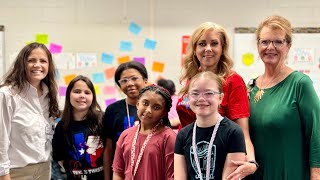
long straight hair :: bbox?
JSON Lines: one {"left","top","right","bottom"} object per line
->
{"left": 61, "top": 75, "right": 103, "bottom": 145}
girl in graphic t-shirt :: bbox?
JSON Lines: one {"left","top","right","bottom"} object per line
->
{"left": 112, "top": 85, "right": 176, "bottom": 180}
{"left": 174, "top": 71, "right": 246, "bottom": 180}
{"left": 52, "top": 75, "right": 104, "bottom": 179}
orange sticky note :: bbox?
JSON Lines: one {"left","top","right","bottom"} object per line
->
{"left": 94, "top": 85, "right": 100, "bottom": 95}
{"left": 63, "top": 74, "right": 76, "bottom": 85}
{"left": 104, "top": 67, "right": 116, "bottom": 79}
{"left": 152, "top": 61, "right": 164, "bottom": 72}
{"left": 118, "top": 56, "right": 130, "bottom": 64}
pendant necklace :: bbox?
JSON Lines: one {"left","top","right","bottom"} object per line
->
{"left": 192, "top": 115, "right": 223, "bottom": 180}
{"left": 130, "top": 121, "right": 162, "bottom": 179}
{"left": 254, "top": 70, "right": 282, "bottom": 103}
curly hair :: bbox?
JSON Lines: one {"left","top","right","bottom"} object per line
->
{"left": 179, "top": 22, "right": 233, "bottom": 95}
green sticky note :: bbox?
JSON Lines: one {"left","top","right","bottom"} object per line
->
{"left": 36, "top": 34, "right": 49, "bottom": 44}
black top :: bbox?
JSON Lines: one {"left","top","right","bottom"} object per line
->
{"left": 52, "top": 120, "right": 104, "bottom": 180}
{"left": 175, "top": 117, "right": 246, "bottom": 180}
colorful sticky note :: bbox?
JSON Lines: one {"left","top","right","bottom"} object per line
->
{"left": 133, "top": 57, "right": 145, "bottom": 65}
{"left": 76, "top": 53, "right": 97, "bottom": 69}
{"left": 59, "top": 86, "right": 67, "bottom": 96}
{"left": 152, "top": 61, "right": 164, "bottom": 72}
{"left": 118, "top": 56, "right": 130, "bottom": 64}
{"left": 144, "top": 38, "right": 157, "bottom": 50}
{"left": 63, "top": 74, "right": 76, "bottom": 85}
{"left": 94, "top": 85, "right": 100, "bottom": 95}
{"left": 49, "top": 43, "right": 62, "bottom": 54}
{"left": 242, "top": 53, "right": 254, "bottom": 66}
{"left": 101, "top": 53, "right": 114, "bottom": 64}
{"left": 128, "top": 22, "right": 142, "bottom": 35}
{"left": 105, "top": 98, "right": 117, "bottom": 106}
{"left": 103, "top": 85, "right": 117, "bottom": 95}
{"left": 35, "top": 34, "right": 49, "bottom": 44}
{"left": 120, "top": 41, "right": 133, "bottom": 51}
{"left": 104, "top": 67, "right": 116, "bottom": 79}
{"left": 92, "top": 73, "right": 105, "bottom": 83}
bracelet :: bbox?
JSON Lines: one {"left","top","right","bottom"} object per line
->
{"left": 248, "top": 160, "right": 259, "bottom": 169}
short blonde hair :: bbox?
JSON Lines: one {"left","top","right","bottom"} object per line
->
{"left": 256, "top": 15, "right": 292, "bottom": 44}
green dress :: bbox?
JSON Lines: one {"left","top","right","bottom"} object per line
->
{"left": 248, "top": 71, "right": 320, "bottom": 180}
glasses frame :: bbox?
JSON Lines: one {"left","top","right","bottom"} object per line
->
{"left": 188, "top": 91, "right": 222, "bottom": 100}
{"left": 118, "top": 76, "right": 141, "bottom": 86}
{"left": 258, "top": 39, "right": 287, "bottom": 48}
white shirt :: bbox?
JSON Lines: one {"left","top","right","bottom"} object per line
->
{"left": 0, "top": 83, "right": 55, "bottom": 176}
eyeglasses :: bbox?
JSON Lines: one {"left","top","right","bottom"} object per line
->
{"left": 258, "top": 39, "right": 287, "bottom": 48}
{"left": 188, "top": 91, "right": 221, "bottom": 99}
{"left": 118, "top": 76, "right": 141, "bottom": 86}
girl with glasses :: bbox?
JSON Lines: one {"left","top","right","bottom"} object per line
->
{"left": 174, "top": 71, "right": 246, "bottom": 180}
{"left": 102, "top": 61, "right": 148, "bottom": 180}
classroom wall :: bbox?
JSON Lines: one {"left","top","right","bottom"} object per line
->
{"left": 1, "top": 0, "right": 319, "bottom": 109}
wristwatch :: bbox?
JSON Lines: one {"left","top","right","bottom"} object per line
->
{"left": 248, "top": 160, "right": 259, "bottom": 169}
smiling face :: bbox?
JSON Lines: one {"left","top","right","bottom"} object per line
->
{"left": 258, "top": 26, "right": 291, "bottom": 67}
{"left": 26, "top": 48, "right": 49, "bottom": 87}
{"left": 187, "top": 76, "right": 223, "bottom": 119}
{"left": 70, "top": 80, "right": 93, "bottom": 117}
{"left": 136, "top": 91, "right": 166, "bottom": 127}
{"left": 195, "top": 29, "right": 223, "bottom": 71}
{"left": 119, "top": 68, "right": 148, "bottom": 101}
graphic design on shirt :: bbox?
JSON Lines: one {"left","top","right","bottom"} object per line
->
{"left": 123, "top": 116, "right": 134, "bottom": 129}
{"left": 178, "top": 96, "right": 191, "bottom": 110}
{"left": 190, "top": 141, "right": 216, "bottom": 179}
{"left": 70, "top": 133, "right": 104, "bottom": 176}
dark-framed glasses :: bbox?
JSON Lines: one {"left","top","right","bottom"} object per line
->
{"left": 189, "top": 91, "right": 221, "bottom": 99}
{"left": 118, "top": 76, "right": 141, "bottom": 85}
{"left": 258, "top": 39, "right": 287, "bottom": 48}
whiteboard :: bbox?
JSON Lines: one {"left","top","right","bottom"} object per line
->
{"left": 233, "top": 28, "right": 320, "bottom": 97}
{"left": 0, "top": 26, "right": 4, "bottom": 79}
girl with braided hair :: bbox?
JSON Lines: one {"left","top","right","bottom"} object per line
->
{"left": 112, "top": 85, "right": 176, "bottom": 180}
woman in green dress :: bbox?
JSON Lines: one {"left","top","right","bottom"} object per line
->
{"left": 247, "top": 15, "right": 320, "bottom": 180}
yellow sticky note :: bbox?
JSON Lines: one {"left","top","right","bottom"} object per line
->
{"left": 118, "top": 56, "right": 130, "bottom": 64}
{"left": 35, "top": 34, "right": 49, "bottom": 44}
{"left": 63, "top": 74, "right": 76, "bottom": 85}
{"left": 242, "top": 53, "right": 254, "bottom": 66}
{"left": 104, "top": 67, "right": 116, "bottom": 79}
{"left": 152, "top": 61, "right": 164, "bottom": 72}
{"left": 94, "top": 85, "right": 100, "bottom": 95}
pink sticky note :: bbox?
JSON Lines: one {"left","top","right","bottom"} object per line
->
{"left": 59, "top": 86, "right": 67, "bottom": 96}
{"left": 133, "top": 57, "right": 145, "bottom": 65}
{"left": 105, "top": 98, "right": 117, "bottom": 106}
{"left": 103, "top": 85, "right": 117, "bottom": 95}
{"left": 49, "top": 43, "right": 63, "bottom": 54}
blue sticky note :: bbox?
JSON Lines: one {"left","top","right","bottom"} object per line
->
{"left": 101, "top": 53, "right": 114, "bottom": 64}
{"left": 92, "top": 73, "right": 105, "bottom": 83}
{"left": 120, "top": 41, "right": 133, "bottom": 51}
{"left": 144, "top": 38, "right": 157, "bottom": 50}
{"left": 128, "top": 22, "right": 142, "bottom": 35}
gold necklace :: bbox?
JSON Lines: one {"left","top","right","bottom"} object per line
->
{"left": 254, "top": 70, "right": 282, "bottom": 103}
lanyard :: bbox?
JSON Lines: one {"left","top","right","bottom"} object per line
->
{"left": 125, "top": 99, "right": 131, "bottom": 128}
{"left": 192, "top": 115, "right": 223, "bottom": 180}
{"left": 130, "top": 121, "right": 162, "bottom": 179}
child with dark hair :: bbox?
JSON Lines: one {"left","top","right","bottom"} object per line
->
{"left": 103, "top": 61, "right": 148, "bottom": 179}
{"left": 112, "top": 85, "right": 176, "bottom": 180}
{"left": 52, "top": 75, "right": 104, "bottom": 179}
{"left": 157, "top": 79, "right": 180, "bottom": 131}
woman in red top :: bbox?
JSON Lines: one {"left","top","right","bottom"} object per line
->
{"left": 177, "top": 22, "right": 257, "bottom": 179}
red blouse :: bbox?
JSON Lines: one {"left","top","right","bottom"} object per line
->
{"left": 176, "top": 72, "right": 250, "bottom": 127}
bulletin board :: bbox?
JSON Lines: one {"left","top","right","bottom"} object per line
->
{"left": 0, "top": 26, "right": 4, "bottom": 78}
{"left": 233, "top": 27, "right": 320, "bottom": 97}
{"left": 24, "top": 22, "right": 166, "bottom": 110}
